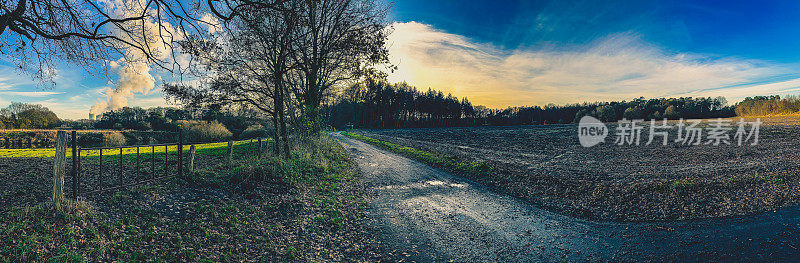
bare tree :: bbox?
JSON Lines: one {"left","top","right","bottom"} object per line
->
{"left": 164, "top": 0, "right": 391, "bottom": 157}
{"left": 0, "top": 0, "right": 290, "bottom": 85}
{"left": 165, "top": 0, "right": 300, "bottom": 157}
{"left": 290, "top": 0, "right": 390, "bottom": 131}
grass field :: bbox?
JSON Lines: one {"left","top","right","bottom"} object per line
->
{"left": 0, "top": 139, "right": 259, "bottom": 158}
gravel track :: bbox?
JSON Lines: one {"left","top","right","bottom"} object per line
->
{"left": 334, "top": 132, "right": 800, "bottom": 261}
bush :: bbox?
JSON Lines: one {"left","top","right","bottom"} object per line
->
{"left": 181, "top": 121, "right": 232, "bottom": 143}
{"left": 103, "top": 132, "right": 126, "bottom": 147}
{"left": 240, "top": 124, "right": 269, "bottom": 139}
{"left": 77, "top": 133, "right": 104, "bottom": 147}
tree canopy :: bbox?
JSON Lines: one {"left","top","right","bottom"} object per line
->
{"left": 0, "top": 102, "right": 60, "bottom": 128}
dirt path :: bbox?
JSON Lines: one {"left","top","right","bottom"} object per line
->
{"left": 333, "top": 132, "right": 800, "bottom": 262}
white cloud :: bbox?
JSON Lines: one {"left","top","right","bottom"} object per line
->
{"left": 386, "top": 22, "right": 799, "bottom": 107}
{"left": 89, "top": 0, "right": 184, "bottom": 115}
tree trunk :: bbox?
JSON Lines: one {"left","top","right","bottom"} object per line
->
{"left": 275, "top": 77, "right": 290, "bottom": 159}
{"left": 271, "top": 113, "right": 280, "bottom": 155}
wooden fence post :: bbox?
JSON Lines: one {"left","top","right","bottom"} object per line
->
{"left": 178, "top": 130, "right": 183, "bottom": 178}
{"left": 227, "top": 140, "right": 233, "bottom": 164}
{"left": 188, "top": 145, "right": 196, "bottom": 173}
{"left": 151, "top": 145, "right": 155, "bottom": 179}
{"left": 77, "top": 149, "right": 81, "bottom": 195}
{"left": 99, "top": 148, "right": 103, "bottom": 191}
{"left": 258, "top": 138, "right": 262, "bottom": 159}
{"left": 118, "top": 147, "right": 123, "bottom": 186}
{"left": 71, "top": 131, "right": 77, "bottom": 199}
{"left": 52, "top": 131, "right": 66, "bottom": 205}
{"left": 164, "top": 145, "right": 168, "bottom": 177}
{"left": 136, "top": 146, "right": 140, "bottom": 177}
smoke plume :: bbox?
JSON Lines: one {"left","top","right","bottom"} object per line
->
{"left": 90, "top": 61, "right": 156, "bottom": 115}
{"left": 89, "top": 0, "right": 176, "bottom": 115}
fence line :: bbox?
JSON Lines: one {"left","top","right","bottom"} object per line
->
{"left": 2, "top": 130, "right": 179, "bottom": 149}
{"left": 49, "top": 130, "right": 268, "bottom": 199}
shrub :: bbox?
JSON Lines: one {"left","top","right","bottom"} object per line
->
{"left": 240, "top": 124, "right": 269, "bottom": 139}
{"left": 182, "top": 121, "right": 232, "bottom": 143}
{"left": 103, "top": 132, "right": 126, "bottom": 147}
{"left": 77, "top": 133, "right": 104, "bottom": 147}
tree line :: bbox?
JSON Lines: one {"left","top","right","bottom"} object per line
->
{"left": 734, "top": 95, "right": 800, "bottom": 116}
{"left": 325, "top": 80, "right": 474, "bottom": 128}
{"left": 0, "top": 102, "right": 60, "bottom": 129}
{"left": 91, "top": 105, "right": 267, "bottom": 137}
{"left": 324, "top": 79, "right": 738, "bottom": 129}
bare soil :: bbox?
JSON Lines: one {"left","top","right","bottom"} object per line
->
{"left": 355, "top": 116, "right": 800, "bottom": 221}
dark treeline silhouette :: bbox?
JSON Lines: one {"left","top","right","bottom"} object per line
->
{"left": 324, "top": 80, "right": 737, "bottom": 129}
{"left": 325, "top": 80, "right": 477, "bottom": 128}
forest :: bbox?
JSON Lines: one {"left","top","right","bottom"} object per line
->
{"left": 324, "top": 79, "right": 738, "bottom": 129}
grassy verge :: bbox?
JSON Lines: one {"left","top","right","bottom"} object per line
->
{"left": 342, "top": 132, "right": 492, "bottom": 176}
{"left": 0, "top": 135, "right": 382, "bottom": 262}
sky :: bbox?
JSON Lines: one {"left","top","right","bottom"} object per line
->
{"left": 3, "top": 0, "right": 800, "bottom": 119}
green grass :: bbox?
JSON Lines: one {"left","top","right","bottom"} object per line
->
{"left": 0, "top": 135, "right": 375, "bottom": 262}
{"left": 0, "top": 200, "right": 109, "bottom": 262}
{"left": 0, "top": 139, "right": 263, "bottom": 158}
{"left": 342, "top": 132, "right": 492, "bottom": 175}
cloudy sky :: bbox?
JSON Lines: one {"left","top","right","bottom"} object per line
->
{"left": 3, "top": 0, "right": 800, "bottom": 119}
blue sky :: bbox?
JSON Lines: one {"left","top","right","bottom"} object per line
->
{"left": 3, "top": 0, "right": 800, "bottom": 119}
{"left": 390, "top": 0, "right": 800, "bottom": 62}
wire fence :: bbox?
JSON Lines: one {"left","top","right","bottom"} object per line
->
{"left": 52, "top": 130, "right": 269, "bottom": 199}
